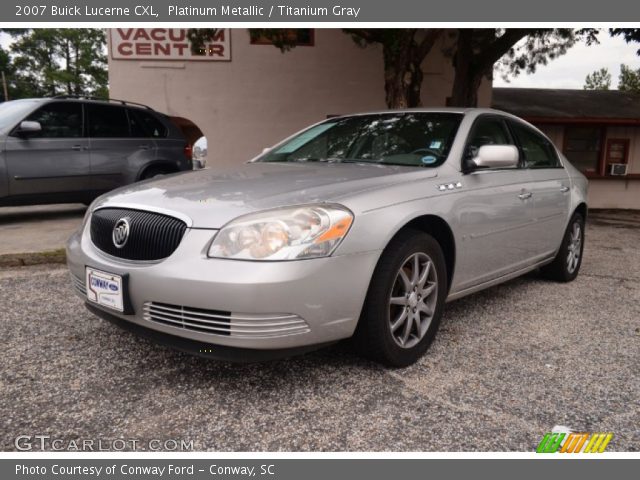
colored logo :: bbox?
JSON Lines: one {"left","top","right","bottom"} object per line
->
{"left": 536, "top": 432, "right": 613, "bottom": 453}
{"left": 112, "top": 217, "right": 131, "bottom": 248}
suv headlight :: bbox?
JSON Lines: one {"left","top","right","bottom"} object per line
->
{"left": 208, "top": 205, "right": 353, "bottom": 261}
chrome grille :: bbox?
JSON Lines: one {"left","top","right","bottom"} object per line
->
{"left": 143, "top": 302, "right": 310, "bottom": 338}
{"left": 90, "top": 208, "right": 187, "bottom": 261}
{"left": 71, "top": 273, "right": 86, "bottom": 296}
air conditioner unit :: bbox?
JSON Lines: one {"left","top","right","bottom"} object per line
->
{"left": 610, "top": 163, "right": 628, "bottom": 176}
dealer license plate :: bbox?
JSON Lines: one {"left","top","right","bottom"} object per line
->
{"left": 85, "top": 267, "right": 124, "bottom": 312}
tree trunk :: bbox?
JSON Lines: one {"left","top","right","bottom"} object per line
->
{"left": 383, "top": 58, "right": 424, "bottom": 109}
{"left": 449, "top": 30, "right": 484, "bottom": 107}
{"left": 382, "top": 32, "right": 428, "bottom": 109}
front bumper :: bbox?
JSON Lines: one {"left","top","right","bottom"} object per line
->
{"left": 66, "top": 223, "right": 380, "bottom": 357}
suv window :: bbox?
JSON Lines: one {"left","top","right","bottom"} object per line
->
{"left": 128, "top": 109, "right": 167, "bottom": 138}
{"left": 465, "top": 117, "right": 513, "bottom": 164}
{"left": 87, "top": 104, "right": 130, "bottom": 138}
{"left": 510, "top": 122, "right": 560, "bottom": 168}
{"left": 22, "top": 102, "right": 82, "bottom": 138}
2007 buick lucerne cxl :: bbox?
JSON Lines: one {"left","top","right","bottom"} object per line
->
{"left": 67, "top": 109, "right": 588, "bottom": 366}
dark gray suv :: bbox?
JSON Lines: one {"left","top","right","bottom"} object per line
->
{"left": 0, "top": 97, "right": 193, "bottom": 206}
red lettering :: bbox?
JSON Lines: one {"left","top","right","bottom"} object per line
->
{"left": 154, "top": 43, "right": 171, "bottom": 56}
{"left": 116, "top": 28, "right": 133, "bottom": 40}
{"left": 169, "top": 29, "right": 186, "bottom": 42}
{"left": 211, "top": 30, "right": 225, "bottom": 42}
{"left": 150, "top": 29, "right": 166, "bottom": 41}
{"left": 117, "top": 43, "right": 132, "bottom": 56}
{"left": 133, "top": 29, "right": 150, "bottom": 41}
{"left": 135, "top": 43, "right": 152, "bottom": 55}
{"left": 174, "top": 43, "right": 188, "bottom": 55}
{"left": 207, "top": 45, "right": 225, "bottom": 57}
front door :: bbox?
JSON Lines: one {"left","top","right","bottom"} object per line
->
{"left": 454, "top": 116, "right": 539, "bottom": 291}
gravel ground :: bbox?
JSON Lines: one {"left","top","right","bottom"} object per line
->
{"left": 1, "top": 212, "right": 638, "bottom": 452}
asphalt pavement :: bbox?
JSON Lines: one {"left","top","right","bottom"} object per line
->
{"left": 0, "top": 212, "right": 638, "bottom": 451}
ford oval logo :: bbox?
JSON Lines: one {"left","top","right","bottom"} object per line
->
{"left": 112, "top": 217, "right": 131, "bottom": 249}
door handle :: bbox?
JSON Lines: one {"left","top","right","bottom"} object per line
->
{"left": 560, "top": 186, "right": 570, "bottom": 193}
{"left": 518, "top": 191, "right": 533, "bottom": 200}
{"left": 71, "top": 145, "right": 86, "bottom": 151}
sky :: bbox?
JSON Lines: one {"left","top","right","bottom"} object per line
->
{"left": 1, "top": 30, "right": 638, "bottom": 90}
{"left": 493, "top": 34, "right": 640, "bottom": 89}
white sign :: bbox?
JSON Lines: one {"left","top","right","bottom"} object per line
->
{"left": 110, "top": 28, "right": 231, "bottom": 61}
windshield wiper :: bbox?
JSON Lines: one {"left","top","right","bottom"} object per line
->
{"left": 294, "top": 157, "right": 344, "bottom": 163}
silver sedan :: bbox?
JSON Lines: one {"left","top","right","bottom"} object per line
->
{"left": 66, "top": 108, "right": 588, "bottom": 366}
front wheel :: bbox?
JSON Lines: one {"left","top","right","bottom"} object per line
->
{"left": 541, "top": 212, "right": 585, "bottom": 282}
{"left": 354, "top": 230, "right": 447, "bottom": 367}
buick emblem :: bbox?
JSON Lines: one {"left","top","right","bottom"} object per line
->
{"left": 112, "top": 218, "right": 131, "bottom": 249}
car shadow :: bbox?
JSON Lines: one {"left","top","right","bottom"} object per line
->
{"left": 0, "top": 204, "right": 86, "bottom": 225}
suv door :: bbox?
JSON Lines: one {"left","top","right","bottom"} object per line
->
{"left": 86, "top": 103, "right": 156, "bottom": 192}
{"left": 5, "top": 101, "right": 90, "bottom": 197}
{"left": 508, "top": 121, "right": 570, "bottom": 258}
{"left": 454, "top": 115, "right": 539, "bottom": 291}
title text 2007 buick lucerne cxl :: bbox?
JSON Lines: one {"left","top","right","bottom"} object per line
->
{"left": 67, "top": 109, "right": 588, "bottom": 366}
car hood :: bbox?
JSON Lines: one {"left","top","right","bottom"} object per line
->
{"left": 95, "top": 162, "right": 437, "bottom": 228}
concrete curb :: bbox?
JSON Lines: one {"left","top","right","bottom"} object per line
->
{"left": 0, "top": 249, "right": 67, "bottom": 268}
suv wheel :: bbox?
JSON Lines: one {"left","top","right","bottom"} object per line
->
{"left": 354, "top": 230, "right": 447, "bottom": 367}
{"left": 140, "top": 167, "right": 171, "bottom": 180}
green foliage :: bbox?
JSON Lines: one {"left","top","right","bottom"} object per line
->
{"left": 0, "top": 28, "right": 107, "bottom": 100}
{"left": 584, "top": 68, "right": 612, "bottom": 90}
{"left": 618, "top": 64, "right": 640, "bottom": 93}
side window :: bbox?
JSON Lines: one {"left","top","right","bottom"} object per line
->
{"left": 466, "top": 117, "right": 513, "bottom": 160}
{"left": 510, "top": 122, "right": 560, "bottom": 168}
{"left": 128, "top": 109, "right": 168, "bottom": 138}
{"left": 23, "top": 102, "right": 82, "bottom": 138}
{"left": 87, "top": 104, "right": 130, "bottom": 138}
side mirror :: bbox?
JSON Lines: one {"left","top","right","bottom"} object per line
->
{"left": 16, "top": 121, "right": 42, "bottom": 136}
{"left": 471, "top": 145, "right": 519, "bottom": 169}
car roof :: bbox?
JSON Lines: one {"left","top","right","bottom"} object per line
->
{"left": 330, "top": 107, "right": 519, "bottom": 119}
{"left": 20, "top": 96, "right": 155, "bottom": 111}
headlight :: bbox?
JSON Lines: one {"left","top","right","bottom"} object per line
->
{"left": 208, "top": 205, "right": 353, "bottom": 261}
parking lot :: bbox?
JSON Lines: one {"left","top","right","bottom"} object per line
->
{"left": 1, "top": 211, "right": 638, "bottom": 451}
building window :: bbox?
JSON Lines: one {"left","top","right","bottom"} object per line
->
{"left": 563, "top": 126, "right": 603, "bottom": 174}
{"left": 250, "top": 29, "right": 315, "bottom": 47}
{"left": 605, "top": 138, "right": 630, "bottom": 167}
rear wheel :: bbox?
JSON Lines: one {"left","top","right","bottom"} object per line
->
{"left": 140, "top": 166, "right": 172, "bottom": 181}
{"left": 354, "top": 230, "right": 447, "bottom": 367}
{"left": 541, "top": 212, "right": 585, "bottom": 282}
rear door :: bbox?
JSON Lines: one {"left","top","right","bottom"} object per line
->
{"left": 454, "top": 115, "right": 539, "bottom": 291}
{"left": 508, "top": 121, "right": 570, "bottom": 258}
{"left": 87, "top": 103, "right": 156, "bottom": 192}
{"left": 5, "top": 101, "right": 90, "bottom": 196}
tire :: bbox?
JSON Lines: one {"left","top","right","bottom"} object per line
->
{"left": 353, "top": 229, "right": 448, "bottom": 367}
{"left": 140, "top": 166, "right": 171, "bottom": 181}
{"left": 541, "top": 212, "right": 585, "bottom": 282}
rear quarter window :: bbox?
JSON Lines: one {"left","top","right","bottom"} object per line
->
{"left": 510, "top": 121, "right": 561, "bottom": 168}
{"left": 128, "top": 109, "right": 168, "bottom": 138}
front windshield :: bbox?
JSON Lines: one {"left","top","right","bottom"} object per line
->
{"left": 0, "top": 99, "right": 41, "bottom": 131}
{"left": 258, "top": 112, "right": 462, "bottom": 167}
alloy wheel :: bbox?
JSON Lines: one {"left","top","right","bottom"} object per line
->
{"left": 566, "top": 222, "right": 582, "bottom": 274}
{"left": 388, "top": 252, "right": 438, "bottom": 349}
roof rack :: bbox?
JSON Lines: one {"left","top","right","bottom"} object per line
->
{"left": 51, "top": 95, "right": 154, "bottom": 110}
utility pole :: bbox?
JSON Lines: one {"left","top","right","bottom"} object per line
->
{"left": 1, "top": 71, "right": 8, "bottom": 102}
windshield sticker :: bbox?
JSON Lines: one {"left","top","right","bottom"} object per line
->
{"left": 275, "top": 123, "right": 336, "bottom": 153}
{"left": 429, "top": 140, "right": 442, "bottom": 149}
